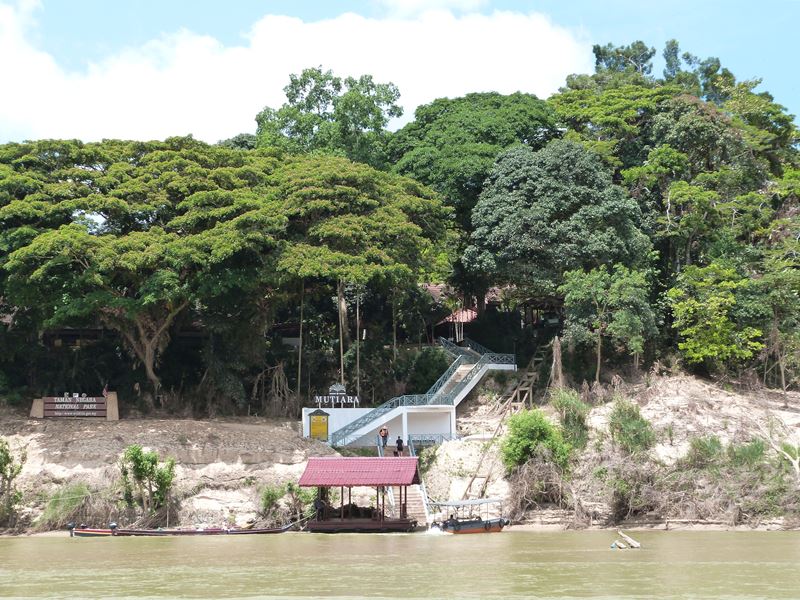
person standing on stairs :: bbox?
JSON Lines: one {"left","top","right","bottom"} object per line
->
{"left": 379, "top": 426, "right": 389, "bottom": 448}
{"left": 394, "top": 436, "right": 404, "bottom": 457}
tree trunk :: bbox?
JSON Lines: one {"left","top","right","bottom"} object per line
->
{"left": 297, "top": 281, "right": 304, "bottom": 404}
{"left": 356, "top": 290, "right": 360, "bottom": 399}
{"left": 391, "top": 291, "right": 397, "bottom": 361}
{"left": 108, "top": 300, "right": 188, "bottom": 402}
{"left": 143, "top": 342, "right": 161, "bottom": 399}
{"left": 338, "top": 279, "right": 346, "bottom": 385}
{"left": 779, "top": 355, "right": 788, "bottom": 409}
{"left": 595, "top": 331, "right": 603, "bottom": 384}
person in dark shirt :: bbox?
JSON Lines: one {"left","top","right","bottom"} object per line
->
{"left": 394, "top": 436, "right": 404, "bottom": 457}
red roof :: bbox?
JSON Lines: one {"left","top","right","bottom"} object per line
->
{"left": 438, "top": 308, "right": 477, "bottom": 324}
{"left": 299, "top": 457, "right": 420, "bottom": 487}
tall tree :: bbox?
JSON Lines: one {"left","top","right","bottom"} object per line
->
{"left": 465, "top": 140, "right": 651, "bottom": 299}
{"left": 560, "top": 265, "right": 655, "bottom": 381}
{"left": 255, "top": 67, "right": 402, "bottom": 169}
{"left": 3, "top": 139, "right": 285, "bottom": 402}
{"left": 667, "top": 262, "right": 764, "bottom": 371}
{"left": 389, "top": 92, "right": 558, "bottom": 307}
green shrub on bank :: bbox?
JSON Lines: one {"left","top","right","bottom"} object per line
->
{"left": 260, "top": 485, "right": 284, "bottom": 515}
{"left": 119, "top": 445, "right": 176, "bottom": 513}
{"left": 682, "top": 436, "right": 767, "bottom": 469}
{"left": 38, "top": 483, "right": 91, "bottom": 529}
{"left": 0, "top": 437, "right": 25, "bottom": 526}
{"left": 501, "top": 409, "right": 571, "bottom": 471}
{"left": 550, "top": 388, "right": 591, "bottom": 449}
{"left": 727, "top": 439, "right": 766, "bottom": 467}
{"left": 608, "top": 398, "right": 655, "bottom": 454}
{"left": 259, "top": 482, "right": 315, "bottom": 520}
{"left": 685, "top": 436, "right": 723, "bottom": 468}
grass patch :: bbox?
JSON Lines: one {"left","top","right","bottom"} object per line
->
{"left": 38, "top": 482, "right": 92, "bottom": 530}
{"left": 608, "top": 398, "right": 655, "bottom": 455}
{"left": 550, "top": 388, "right": 590, "bottom": 449}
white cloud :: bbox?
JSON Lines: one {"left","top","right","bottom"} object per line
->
{"left": 375, "top": 0, "right": 489, "bottom": 18}
{"left": 0, "top": 2, "right": 592, "bottom": 143}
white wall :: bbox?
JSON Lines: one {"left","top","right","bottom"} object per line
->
{"left": 406, "top": 409, "right": 452, "bottom": 437}
{"left": 302, "top": 407, "right": 371, "bottom": 437}
{"left": 303, "top": 406, "right": 453, "bottom": 446}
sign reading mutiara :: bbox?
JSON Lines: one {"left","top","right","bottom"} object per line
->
{"left": 313, "top": 383, "right": 359, "bottom": 408}
{"left": 43, "top": 393, "right": 107, "bottom": 418}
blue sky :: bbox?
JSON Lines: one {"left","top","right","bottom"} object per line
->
{"left": 1, "top": 0, "right": 797, "bottom": 142}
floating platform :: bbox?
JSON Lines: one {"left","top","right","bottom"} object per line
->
{"left": 306, "top": 517, "right": 417, "bottom": 533}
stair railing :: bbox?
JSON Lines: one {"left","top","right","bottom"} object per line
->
{"left": 407, "top": 438, "right": 431, "bottom": 526}
{"left": 329, "top": 341, "right": 515, "bottom": 446}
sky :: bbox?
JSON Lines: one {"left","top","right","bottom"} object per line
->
{"left": 1, "top": 0, "right": 798, "bottom": 144}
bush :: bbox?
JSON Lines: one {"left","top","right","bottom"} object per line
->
{"left": 685, "top": 436, "right": 723, "bottom": 468}
{"left": 608, "top": 398, "right": 655, "bottom": 454}
{"left": 38, "top": 483, "right": 91, "bottom": 530}
{"left": 405, "top": 347, "right": 452, "bottom": 393}
{"left": 260, "top": 485, "right": 284, "bottom": 515}
{"left": 501, "top": 409, "right": 571, "bottom": 471}
{"left": 119, "top": 445, "right": 176, "bottom": 513}
{"left": 727, "top": 439, "right": 766, "bottom": 467}
{"left": 0, "top": 437, "right": 25, "bottom": 527}
{"left": 550, "top": 388, "right": 590, "bottom": 449}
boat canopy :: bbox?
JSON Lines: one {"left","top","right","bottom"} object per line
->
{"left": 429, "top": 498, "right": 502, "bottom": 507}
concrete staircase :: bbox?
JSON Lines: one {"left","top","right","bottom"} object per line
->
{"left": 389, "top": 484, "right": 428, "bottom": 527}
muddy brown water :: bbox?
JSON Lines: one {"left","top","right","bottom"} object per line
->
{"left": 1, "top": 530, "right": 799, "bottom": 599}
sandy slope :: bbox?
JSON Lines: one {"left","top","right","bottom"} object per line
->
{"left": 0, "top": 413, "right": 335, "bottom": 529}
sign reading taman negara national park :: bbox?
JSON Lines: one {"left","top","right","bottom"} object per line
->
{"left": 30, "top": 390, "right": 119, "bottom": 420}
{"left": 43, "top": 393, "right": 107, "bottom": 418}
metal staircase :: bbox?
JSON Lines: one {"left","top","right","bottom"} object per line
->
{"left": 328, "top": 338, "right": 515, "bottom": 447}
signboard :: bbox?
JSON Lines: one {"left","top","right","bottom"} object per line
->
{"left": 309, "top": 409, "right": 329, "bottom": 440}
{"left": 313, "top": 383, "right": 359, "bottom": 408}
{"left": 43, "top": 393, "right": 107, "bottom": 418}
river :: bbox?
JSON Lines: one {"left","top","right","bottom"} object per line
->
{"left": 1, "top": 530, "right": 799, "bottom": 599}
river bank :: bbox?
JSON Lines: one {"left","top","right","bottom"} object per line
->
{"left": 1, "top": 374, "right": 799, "bottom": 535}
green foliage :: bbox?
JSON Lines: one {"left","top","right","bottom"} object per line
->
{"left": 119, "top": 444, "right": 176, "bottom": 513}
{"left": 549, "top": 388, "right": 590, "bottom": 449}
{"left": 501, "top": 409, "right": 571, "bottom": 471}
{"left": 38, "top": 482, "right": 91, "bottom": 530}
{"left": 390, "top": 92, "right": 557, "bottom": 227}
{"left": 404, "top": 347, "right": 452, "bottom": 393}
{"left": 608, "top": 398, "right": 655, "bottom": 454}
{"left": 260, "top": 485, "right": 285, "bottom": 515}
{"left": 0, "top": 437, "right": 25, "bottom": 526}
{"left": 466, "top": 140, "right": 651, "bottom": 297}
{"left": 668, "top": 262, "right": 764, "bottom": 370}
{"left": 560, "top": 264, "right": 656, "bottom": 381}
{"left": 256, "top": 67, "right": 402, "bottom": 169}
{"left": 727, "top": 439, "right": 766, "bottom": 467}
{"left": 684, "top": 436, "right": 723, "bottom": 468}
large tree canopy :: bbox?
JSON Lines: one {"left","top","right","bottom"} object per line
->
{"left": 465, "top": 140, "right": 651, "bottom": 298}
{"left": 255, "top": 67, "right": 402, "bottom": 169}
{"left": 2, "top": 138, "right": 285, "bottom": 398}
{"left": 389, "top": 92, "right": 558, "bottom": 228}
{"left": 0, "top": 138, "right": 448, "bottom": 404}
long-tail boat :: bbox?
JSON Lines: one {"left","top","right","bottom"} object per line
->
{"left": 68, "top": 521, "right": 294, "bottom": 537}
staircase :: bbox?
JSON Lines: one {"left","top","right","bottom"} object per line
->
{"left": 500, "top": 340, "right": 552, "bottom": 412}
{"left": 328, "top": 338, "right": 515, "bottom": 447}
{"left": 388, "top": 484, "right": 428, "bottom": 527}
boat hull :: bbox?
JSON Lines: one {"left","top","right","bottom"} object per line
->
{"left": 70, "top": 524, "right": 292, "bottom": 537}
{"left": 437, "top": 517, "right": 509, "bottom": 534}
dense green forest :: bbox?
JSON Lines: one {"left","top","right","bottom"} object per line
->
{"left": 0, "top": 40, "right": 797, "bottom": 415}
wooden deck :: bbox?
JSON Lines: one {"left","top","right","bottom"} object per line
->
{"left": 306, "top": 517, "right": 417, "bottom": 533}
